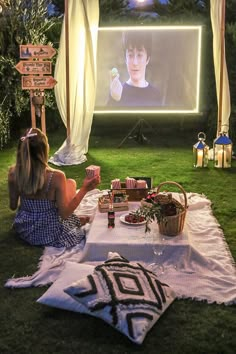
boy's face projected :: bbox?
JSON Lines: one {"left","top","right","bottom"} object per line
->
{"left": 125, "top": 46, "right": 150, "bottom": 86}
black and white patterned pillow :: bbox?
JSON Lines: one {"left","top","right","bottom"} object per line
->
{"left": 64, "top": 252, "right": 176, "bottom": 344}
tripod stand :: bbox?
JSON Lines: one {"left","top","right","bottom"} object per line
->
{"left": 118, "top": 118, "right": 156, "bottom": 148}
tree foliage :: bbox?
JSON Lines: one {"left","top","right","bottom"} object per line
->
{"left": 51, "top": 0, "right": 130, "bottom": 25}
{"left": 0, "top": 0, "right": 57, "bottom": 146}
{"left": 166, "top": 0, "right": 206, "bottom": 15}
{"left": 50, "top": 0, "right": 64, "bottom": 15}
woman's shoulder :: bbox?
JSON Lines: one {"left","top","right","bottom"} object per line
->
{"left": 47, "top": 167, "right": 65, "bottom": 176}
{"left": 47, "top": 168, "right": 66, "bottom": 184}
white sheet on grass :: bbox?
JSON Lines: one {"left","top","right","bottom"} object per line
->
{"left": 5, "top": 191, "right": 236, "bottom": 305}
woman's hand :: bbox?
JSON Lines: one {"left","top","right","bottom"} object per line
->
{"left": 81, "top": 175, "right": 101, "bottom": 193}
{"left": 79, "top": 215, "right": 91, "bottom": 225}
{"left": 110, "top": 70, "right": 123, "bottom": 102}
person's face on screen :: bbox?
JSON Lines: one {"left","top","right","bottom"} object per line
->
{"left": 125, "top": 46, "right": 150, "bottom": 87}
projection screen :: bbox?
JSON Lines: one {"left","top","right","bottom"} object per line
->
{"left": 94, "top": 26, "right": 202, "bottom": 114}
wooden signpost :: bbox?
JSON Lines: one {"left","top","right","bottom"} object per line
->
{"left": 15, "top": 44, "right": 57, "bottom": 134}
{"left": 15, "top": 61, "right": 52, "bottom": 75}
{"left": 21, "top": 76, "right": 57, "bottom": 90}
{"left": 20, "top": 45, "right": 57, "bottom": 59}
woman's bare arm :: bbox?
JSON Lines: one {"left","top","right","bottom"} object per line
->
{"left": 8, "top": 167, "right": 20, "bottom": 210}
{"left": 55, "top": 171, "right": 100, "bottom": 219}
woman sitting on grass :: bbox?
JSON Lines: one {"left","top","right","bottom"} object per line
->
{"left": 8, "top": 128, "right": 100, "bottom": 248}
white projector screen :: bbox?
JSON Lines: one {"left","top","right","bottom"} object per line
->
{"left": 94, "top": 26, "right": 202, "bottom": 114}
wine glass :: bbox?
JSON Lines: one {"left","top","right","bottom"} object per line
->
{"left": 148, "top": 230, "right": 165, "bottom": 276}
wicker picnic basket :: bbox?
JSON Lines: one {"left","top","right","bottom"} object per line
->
{"left": 155, "top": 181, "right": 188, "bottom": 236}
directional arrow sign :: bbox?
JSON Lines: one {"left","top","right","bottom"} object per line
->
{"left": 21, "top": 76, "right": 57, "bottom": 90}
{"left": 15, "top": 61, "right": 52, "bottom": 74}
{"left": 20, "top": 45, "right": 56, "bottom": 59}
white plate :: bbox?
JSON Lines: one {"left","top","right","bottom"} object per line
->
{"left": 120, "top": 214, "right": 146, "bottom": 226}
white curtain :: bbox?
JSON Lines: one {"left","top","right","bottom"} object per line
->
{"left": 210, "top": 0, "right": 231, "bottom": 134}
{"left": 49, "top": 0, "right": 99, "bottom": 166}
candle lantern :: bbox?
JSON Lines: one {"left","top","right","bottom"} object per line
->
{"left": 213, "top": 132, "right": 232, "bottom": 168}
{"left": 193, "top": 132, "right": 209, "bottom": 167}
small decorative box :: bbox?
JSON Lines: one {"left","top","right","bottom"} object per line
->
{"left": 111, "top": 183, "right": 149, "bottom": 201}
{"left": 111, "top": 176, "right": 152, "bottom": 201}
{"left": 98, "top": 190, "right": 129, "bottom": 213}
{"left": 85, "top": 165, "right": 100, "bottom": 178}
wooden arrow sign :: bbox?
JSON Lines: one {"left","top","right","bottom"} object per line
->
{"left": 15, "top": 60, "right": 52, "bottom": 74}
{"left": 21, "top": 76, "right": 57, "bottom": 90}
{"left": 20, "top": 45, "right": 56, "bottom": 59}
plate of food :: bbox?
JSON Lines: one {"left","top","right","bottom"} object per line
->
{"left": 120, "top": 213, "right": 146, "bottom": 226}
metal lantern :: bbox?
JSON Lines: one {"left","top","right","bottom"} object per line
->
{"left": 213, "top": 132, "right": 232, "bottom": 168}
{"left": 193, "top": 132, "right": 209, "bottom": 168}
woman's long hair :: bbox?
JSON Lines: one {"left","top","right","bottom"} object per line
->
{"left": 15, "top": 128, "right": 49, "bottom": 195}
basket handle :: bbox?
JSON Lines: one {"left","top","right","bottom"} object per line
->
{"left": 156, "top": 181, "right": 187, "bottom": 209}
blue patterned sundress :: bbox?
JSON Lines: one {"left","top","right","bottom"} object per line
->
{"left": 13, "top": 172, "right": 86, "bottom": 248}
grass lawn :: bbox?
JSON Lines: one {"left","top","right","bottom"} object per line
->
{"left": 0, "top": 123, "right": 235, "bottom": 354}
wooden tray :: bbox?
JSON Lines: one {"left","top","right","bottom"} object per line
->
{"left": 98, "top": 201, "right": 129, "bottom": 213}
{"left": 111, "top": 182, "right": 149, "bottom": 201}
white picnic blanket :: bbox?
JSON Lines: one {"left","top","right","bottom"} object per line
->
{"left": 5, "top": 191, "right": 236, "bottom": 305}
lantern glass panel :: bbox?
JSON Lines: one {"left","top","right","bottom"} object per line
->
{"left": 193, "top": 132, "right": 209, "bottom": 167}
{"left": 214, "top": 133, "right": 232, "bottom": 168}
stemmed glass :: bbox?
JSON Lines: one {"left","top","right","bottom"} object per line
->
{"left": 148, "top": 228, "right": 165, "bottom": 276}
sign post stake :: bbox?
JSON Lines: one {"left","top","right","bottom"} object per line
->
{"left": 41, "top": 100, "right": 46, "bottom": 135}
{"left": 30, "top": 90, "right": 36, "bottom": 129}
